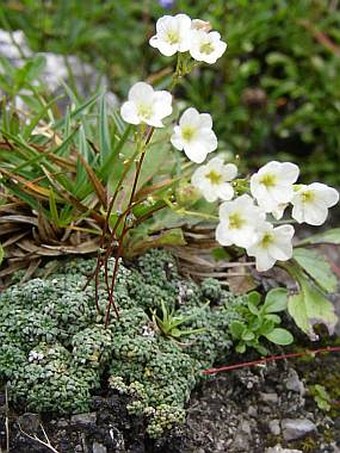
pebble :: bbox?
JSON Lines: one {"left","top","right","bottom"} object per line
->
{"left": 265, "top": 444, "right": 303, "bottom": 453}
{"left": 92, "top": 442, "right": 107, "bottom": 453}
{"left": 70, "top": 412, "right": 97, "bottom": 427}
{"left": 281, "top": 418, "right": 317, "bottom": 441}
{"left": 268, "top": 419, "right": 281, "bottom": 436}
{"left": 285, "top": 369, "right": 305, "bottom": 395}
{"left": 260, "top": 392, "right": 279, "bottom": 404}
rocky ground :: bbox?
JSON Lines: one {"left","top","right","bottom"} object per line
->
{"left": 1, "top": 345, "right": 339, "bottom": 453}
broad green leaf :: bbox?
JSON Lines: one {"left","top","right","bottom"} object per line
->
{"left": 263, "top": 288, "right": 288, "bottom": 313}
{"left": 265, "top": 328, "right": 293, "bottom": 345}
{"left": 293, "top": 248, "right": 337, "bottom": 293}
{"left": 297, "top": 228, "right": 340, "bottom": 246}
{"left": 288, "top": 277, "right": 338, "bottom": 339}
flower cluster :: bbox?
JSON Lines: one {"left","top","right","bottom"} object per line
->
{"left": 209, "top": 160, "right": 338, "bottom": 272}
{"left": 118, "top": 13, "right": 339, "bottom": 273}
{"left": 149, "top": 14, "right": 227, "bottom": 64}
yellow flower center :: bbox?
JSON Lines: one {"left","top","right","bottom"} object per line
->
{"left": 228, "top": 212, "right": 245, "bottom": 229}
{"left": 200, "top": 41, "right": 214, "bottom": 55}
{"left": 260, "top": 173, "right": 277, "bottom": 188}
{"left": 206, "top": 170, "right": 222, "bottom": 185}
{"left": 137, "top": 103, "right": 152, "bottom": 119}
{"left": 166, "top": 30, "right": 180, "bottom": 45}
{"left": 260, "top": 232, "right": 274, "bottom": 248}
{"left": 181, "top": 125, "right": 197, "bottom": 142}
{"left": 301, "top": 190, "right": 315, "bottom": 203}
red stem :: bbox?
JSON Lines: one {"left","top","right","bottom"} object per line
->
{"left": 202, "top": 346, "right": 340, "bottom": 375}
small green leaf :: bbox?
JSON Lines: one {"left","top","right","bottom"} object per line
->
{"left": 247, "top": 300, "right": 260, "bottom": 316}
{"left": 230, "top": 320, "right": 245, "bottom": 339}
{"left": 264, "top": 328, "right": 294, "bottom": 345}
{"left": 248, "top": 291, "right": 262, "bottom": 306}
{"left": 263, "top": 288, "right": 288, "bottom": 313}
{"left": 293, "top": 248, "right": 337, "bottom": 293}
{"left": 236, "top": 343, "right": 246, "bottom": 354}
{"left": 241, "top": 330, "right": 255, "bottom": 341}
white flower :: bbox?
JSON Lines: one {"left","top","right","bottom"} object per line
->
{"left": 189, "top": 29, "right": 227, "bottom": 64}
{"left": 215, "top": 194, "right": 266, "bottom": 248}
{"left": 120, "top": 82, "right": 172, "bottom": 127}
{"left": 291, "top": 182, "right": 339, "bottom": 226}
{"left": 149, "top": 14, "right": 192, "bottom": 56}
{"left": 171, "top": 107, "right": 217, "bottom": 163}
{"left": 247, "top": 223, "right": 295, "bottom": 272}
{"left": 191, "top": 157, "right": 237, "bottom": 202}
{"left": 250, "top": 161, "right": 299, "bottom": 213}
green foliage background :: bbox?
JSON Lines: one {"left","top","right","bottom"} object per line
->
{"left": 1, "top": 0, "right": 340, "bottom": 183}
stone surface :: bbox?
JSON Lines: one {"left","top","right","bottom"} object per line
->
{"left": 265, "top": 445, "right": 303, "bottom": 453}
{"left": 285, "top": 369, "right": 305, "bottom": 395}
{"left": 268, "top": 419, "right": 281, "bottom": 436}
{"left": 70, "top": 412, "right": 97, "bottom": 427}
{"left": 0, "top": 29, "right": 118, "bottom": 111}
{"left": 260, "top": 392, "right": 279, "bottom": 404}
{"left": 92, "top": 442, "right": 107, "bottom": 453}
{"left": 281, "top": 418, "right": 317, "bottom": 441}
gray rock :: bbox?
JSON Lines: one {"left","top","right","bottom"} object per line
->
{"left": 70, "top": 412, "right": 97, "bottom": 427}
{"left": 281, "top": 418, "right": 316, "bottom": 441}
{"left": 92, "top": 442, "right": 107, "bottom": 453}
{"left": 285, "top": 369, "right": 305, "bottom": 395}
{"left": 268, "top": 419, "right": 281, "bottom": 436}
{"left": 17, "top": 413, "right": 40, "bottom": 435}
{"left": 0, "top": 29, "right": 118, "bottom": 112}
{"left": 240, "top": 419, "right": 252, "bottom": 435}
{"left": 247, "top": 405, "right": 258, "bottom": 417}
{"left": 265, "top": 444, "right": 302, "bottom": 453}
{"left": 260, "top": 392, "right": 279, "bottom": 404}
{"left": 233, "top": 432, "right": 250, "bottom": 451}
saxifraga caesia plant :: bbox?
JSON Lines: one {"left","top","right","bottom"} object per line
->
{"left": 0, "top": 13, "right": 338, "bottom": 340}
{"left": 95, "top": 13, "right": 339, "bottom": 342}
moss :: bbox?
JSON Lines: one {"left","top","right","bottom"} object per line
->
{"left": 0, "top": 249, "right": 246, "bottom": 436}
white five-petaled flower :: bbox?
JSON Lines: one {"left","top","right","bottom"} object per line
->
{"left": 250, "top": 161, "right": 299, "bottom": 214}
{"left": 170, "top": 107, "right": 217, "bottom": 163}
{"left": 291, "top": 182, "right": 339, "bottom": 226}
{"left": 191, "top": 157, "right": 237, "bottom": 202}
{"left": 215, "top": 194, "right": 266, "bottom": 248}
{"left": 149, "top": 14, "right": 192, "bottom": 56}
{"left": 189, "top": 29, "right": 227, "bottom": 64}
{"left": 247, "top": 223, "right": 295, "bottom": 272}
{"left": 120, "top": 82, "right": 172, "bottom": 128}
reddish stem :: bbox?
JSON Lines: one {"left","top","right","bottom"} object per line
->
{"left": 202, "top": 346, "right": 340, "bottom": 375}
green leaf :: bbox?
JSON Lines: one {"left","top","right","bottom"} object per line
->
{"left": 0, "top": 243, "right": 4, "bottom": 265}
{"left": 297, "top": 228, "right": 340, "bottom": 246}
{"left": 236, "top": 343, "right": 246, "bottom": 354}
{"left": 248, "top": 291, "right": 261, "bottom": 306}
{"left": 293, "top": 248, "right": 337, "bottom": 293}
{"left": 98, "top": 93, "right": 111, "bottom": 162}
{"left": 264, "top": 328, "right": 294, "bottom": 345}
{"left": 288, "top": 277, "right": 338, "bottom": 339}
{"left": 263, "top": 288, "right": 288, "bottom": 313}
{"left": 230, "top": 320, "right": 245, "bottom": 339}
{"left": 241, "top": 330, "right": 255, "bottom": 341}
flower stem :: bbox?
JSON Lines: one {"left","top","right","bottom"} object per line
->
{"left": 202, "top": 346, "right": 340, "bottom": 375}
